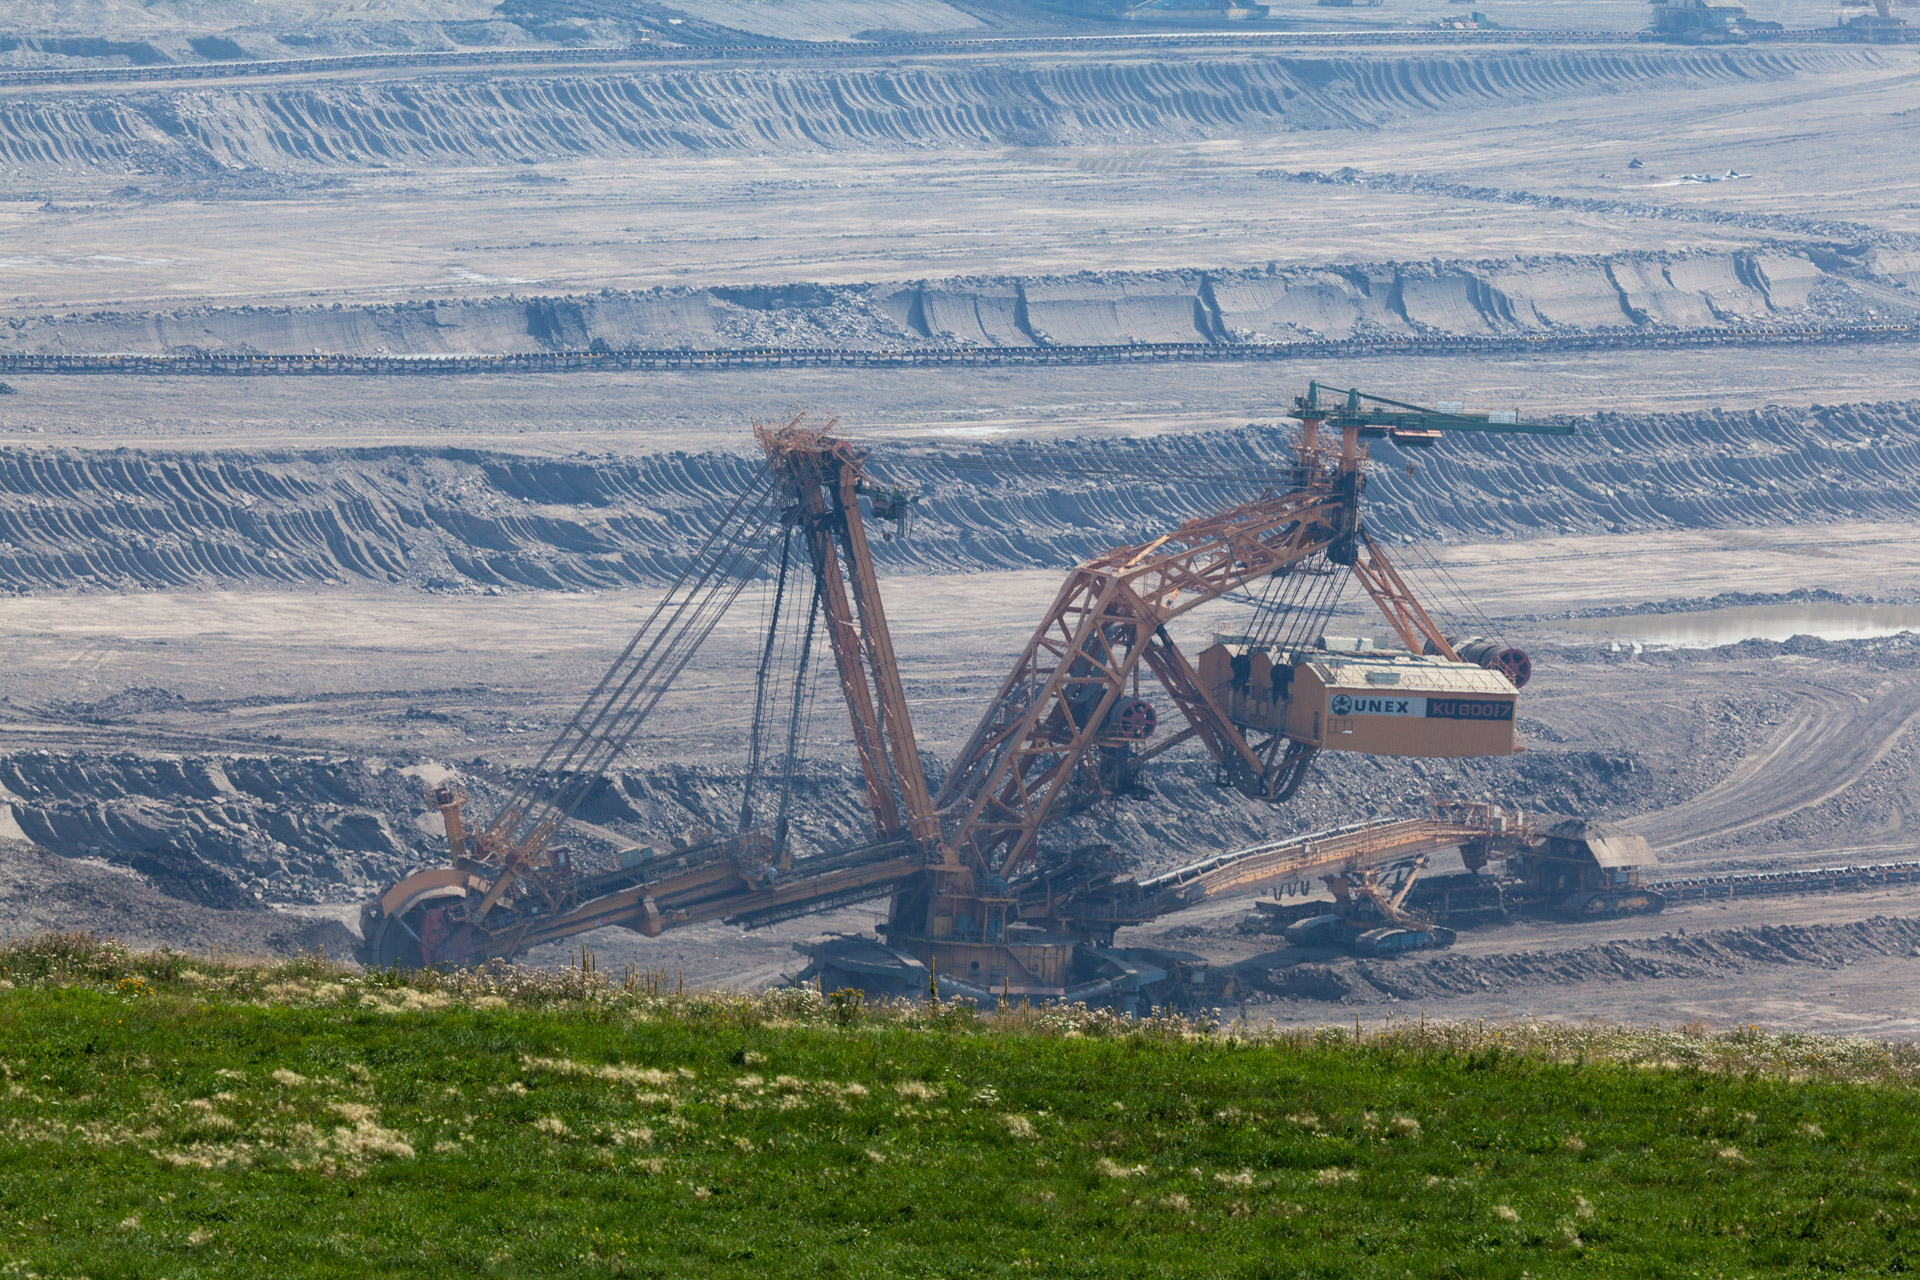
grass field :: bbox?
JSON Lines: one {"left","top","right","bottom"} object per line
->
{"left": 1, "top": 934, "right": 1918, "bottom": 1278}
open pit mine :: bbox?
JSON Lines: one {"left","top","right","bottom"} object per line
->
{"left": 0, "top": 0, "right": 1917, "bottom": 1034}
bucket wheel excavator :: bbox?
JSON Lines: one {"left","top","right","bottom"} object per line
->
{"left": 362, "top": 387, "right": 1573, "bottom": 1005}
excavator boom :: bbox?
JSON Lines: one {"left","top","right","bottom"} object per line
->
{"left": 935, "top": 485, "right": 1351, "bottom": 879}
{"left": 361, "top": 388, "right": 1573, "bottom": 995}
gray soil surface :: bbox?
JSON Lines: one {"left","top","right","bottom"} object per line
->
{"left": 3, "top": 0, "right": 1920, "bottom": 1036}
{"left": 1, "top": 403, "right": 1920, "bottom": 591}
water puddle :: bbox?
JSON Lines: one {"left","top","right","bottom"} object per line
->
{"left": 1557, "top": 603, "right": 1920, "bottom": 648}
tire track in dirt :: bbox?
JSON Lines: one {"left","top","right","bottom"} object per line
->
{"left": 1624, "top": 682, "right": 1920, "bottom": 852}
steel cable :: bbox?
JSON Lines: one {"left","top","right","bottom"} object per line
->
{"left": 539, "top": 499, "right": 784, "bottom": 827}
{"left": 498, "top": 467, "right": 783, "bottom": 844}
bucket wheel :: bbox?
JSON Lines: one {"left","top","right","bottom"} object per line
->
{"left": 364, "top": 903, "right": 431, "bottom": 969}
{"left": 360, "top": 888, "right": 469, "bottom": 969}
{"left": 1261, "top": 741, "right": 1319, "bottom": 802}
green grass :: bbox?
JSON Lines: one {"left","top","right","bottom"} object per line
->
{"left": 0, "top": 935, "right": 1918, "bottom": 1278}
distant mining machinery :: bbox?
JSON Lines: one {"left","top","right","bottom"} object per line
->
{"left": 1841, "top": 0, "right": 1912, "bottom": 41}
{"left": 362, "top": 387, "right": 1587, "bottom": 1008}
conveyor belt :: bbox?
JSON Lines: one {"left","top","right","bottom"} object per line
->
{"left": 1651, "top": 860, "right": 1920, "bottom": 902}
{"left": 3, "top": 322, "right": 1911, "bottom": 378}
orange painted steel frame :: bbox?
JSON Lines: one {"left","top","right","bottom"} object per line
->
{"left": 756, "top": 417, "right": 938, "bottom": 850}
{"left": 368, "top": 392, "right": 1550, "bottom": 973}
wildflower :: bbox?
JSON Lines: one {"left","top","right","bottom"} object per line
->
{"left": 1562, "top": 1136, "right": 1586, "bottom": 1153}
{"left": 841, "top": 1082, "right": 869, "bottom": 1099}
{"left": 1572, "top": 1194, "right": 1594, "bottom": 1220}
{"left": 271, "top": 1069, "right": 306, "bottom": 1088}
{"left": 742, "top": 1051, "right": 766, "bottom": 1067}
{"left": 1316, "top": 1168, "right": 1357, "bottom": 1186}
{"left": 188, "top": 1229, "right": 213, "bottom": 1247}
{"left": 1287, "top": 1112, "right": 1320, "bottom": 1130}
{"left": 733, "top": 1137, "right": 754, "bottom": 1153}
{"left": 1003, "top": 1114, "right": 1037, "bottom": 1139}
{"left": 1492, "top": 1204, "right": 1520, "bottom": 1223}
{"left": 865, "top": 1148, "right": 886, "bottom": 1163}
{"left": 1160, "top": 1194, "right": 1190, "bottom": 1212}
{"left": 1215, "top": 1169, "right": 1254, "bottom": 1188}
{"left": 1800, "top": 1123, "right": 1824, "bottom": 1139}
{"left": 895, "top": 1081, "right": 937, "bottom": 1101}
{"left": 773, "top": 1075, "right": 804, "bottom": 1094}
{"left": 1388, "top": 1116, "right": 1420, "bottom": 1138}
{"left": 1717, "top": 1146, "right": 1747, "bottom": 1166}
{"left": 533, "top": 1116, "right": 572, "bottom": 1138}
{"left": 117, "top": 1216, "right": 140, "bottom": 1234}
{"left": 692, "top": 1186, "right": 711, "bottom": 1200}
{"left": 1095, "top": 1158, "right": 1145, "bottom": 1178}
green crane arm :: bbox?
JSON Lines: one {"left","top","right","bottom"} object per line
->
{"left": 1299, "top": 381, "right": 1576, "bottom": 437}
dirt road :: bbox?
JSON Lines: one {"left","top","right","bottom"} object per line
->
{"left": 1625, "top": 680, "right": 1920, "bottom": 857}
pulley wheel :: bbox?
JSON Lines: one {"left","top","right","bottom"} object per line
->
{"left": 1112, "top": 698, "right": 1157, "bottom": 739}
{"left": 1493, "top": 647, "right": 1532, "bottom": 689}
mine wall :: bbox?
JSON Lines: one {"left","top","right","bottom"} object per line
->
{"left": 0, "top": 48, "right": 1866, "bottom": 174}
{"left": 2, "top": 249, "right": 1909, "bottom": 357}
{"left": 0, "top": 704, "right": 1747, "bottom": 912}
{"left": 1, "top": 402, "right": 1919, "bottom": 592}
